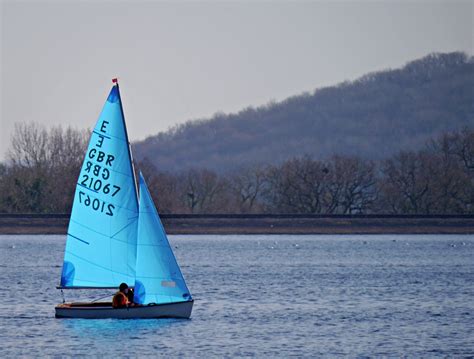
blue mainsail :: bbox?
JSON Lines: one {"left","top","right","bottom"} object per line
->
{"left": 60, "top": 84, "right": 139, "bottom": 288}
{"left": 134, "top": 172, "right": 192, "bottom": 305}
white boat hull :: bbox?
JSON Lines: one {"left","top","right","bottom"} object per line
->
{"left": 55, "top": 300, "right": 193, "bottom": 319}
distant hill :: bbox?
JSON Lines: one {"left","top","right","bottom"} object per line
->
{"left": 134, "top": 52, "right": 474, "bottom": 172}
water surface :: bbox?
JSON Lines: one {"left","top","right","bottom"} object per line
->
{"left": 1, "top": 234, "right": 473, "bottom": 356}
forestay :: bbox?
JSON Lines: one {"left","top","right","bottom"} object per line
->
{"left": 134, "top": 172, "right": 192, "bottom": 304}
{"left": 60, "top": 85, "right": 139, "bottom": 288}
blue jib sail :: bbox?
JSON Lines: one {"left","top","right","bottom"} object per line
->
{"left": 134, "top": 172, "right": 192, "bottom": 305}
{"left": 60, "top": 84, "right": 138, "bottom": 288}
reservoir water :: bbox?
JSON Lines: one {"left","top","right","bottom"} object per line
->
{"left": 1, "top": 234, "right": 473, "bottom": 357}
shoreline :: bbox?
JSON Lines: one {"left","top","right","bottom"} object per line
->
{"left": 1, "top": 214, "right": 473, "bottom": 235}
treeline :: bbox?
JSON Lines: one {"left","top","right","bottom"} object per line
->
{"left": 0, "top": 123, "right": 89, "bottom": 213}
{"left": 1, "top": 123, "right": 472, "bottom": 214}
{"left": 134, "top": 52, "right": 474, "bottom": 172}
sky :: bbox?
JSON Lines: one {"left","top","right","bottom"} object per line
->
{"left": 0, "top": 0, "right": 472, "bottom": 161}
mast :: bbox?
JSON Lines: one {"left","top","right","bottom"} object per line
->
{"left": 113, "top": 78, "right": 139, "bottom": 204}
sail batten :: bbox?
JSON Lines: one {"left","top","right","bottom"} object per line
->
{"left": 69, "top": 219, "right": 137, "bottom": 245}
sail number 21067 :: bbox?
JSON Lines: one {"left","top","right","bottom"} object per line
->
{"left": 78, "top": 191, "right": 115, "bottom": 216}
{"left": 80, "top": 174, "right": 121, "bottom": 196}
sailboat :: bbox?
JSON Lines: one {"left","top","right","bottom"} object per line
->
{"left": 55, "top": 79, "right": 193, "bottom": 319}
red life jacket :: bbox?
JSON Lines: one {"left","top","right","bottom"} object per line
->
{"left": 112, "top": 291, "right": 129, "bottom": 308}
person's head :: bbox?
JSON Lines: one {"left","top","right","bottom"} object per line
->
{"left": 119, "top": 282, "right": 129, "bottom": 294}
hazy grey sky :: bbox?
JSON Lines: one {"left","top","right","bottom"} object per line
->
{"left": 1, "top": 1, "right": 472, "bottom": 160}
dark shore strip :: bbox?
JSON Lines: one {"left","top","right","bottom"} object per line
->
{"left": 1, "top": 214, "right": 473, "bottom": 235}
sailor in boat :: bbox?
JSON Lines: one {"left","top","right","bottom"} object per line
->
{"left": 127, "top": 286, "right": 135, "bottom": 303}
{"left": 112, "top": 283, "right": 137, "bottom": 308}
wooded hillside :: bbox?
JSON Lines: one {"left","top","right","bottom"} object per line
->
{"left": 1, "top": 52, "right": 473, "bottom": 215}
{"left": 134, "top": 52, "right": 473, "bottom": 172}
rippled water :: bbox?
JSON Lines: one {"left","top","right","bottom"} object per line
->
{"left": 1, "top": 234, "right": 473, "bottom": 357}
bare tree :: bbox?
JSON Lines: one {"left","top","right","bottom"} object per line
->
{"left": 263, "top": 156, "right": 329, "bottom": 213}
{"left": 1, "top": 122, "right": 88, "bottom": 213}
{"left": 228, "top": 165, "right": 265, "bottom": 213}
{"left": 451, "top": 127, "right": 474, "bottom": 171}
{"left": 378, "top": 151, "right": 435, "bottom": 214}
{"left": 426, "top": 130, "right": 473, "bottom": 213}
{"left": 136, "top": 157, "right": 185, "bottom": 213}
{"left": 8, "top": 122, "right": 49, "bottom": 168}
{"left": 325, "top": 156, "right": 377, "bottom": 214}
{"left": 179, "top": 169, "right": 231, "bottom": 213}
